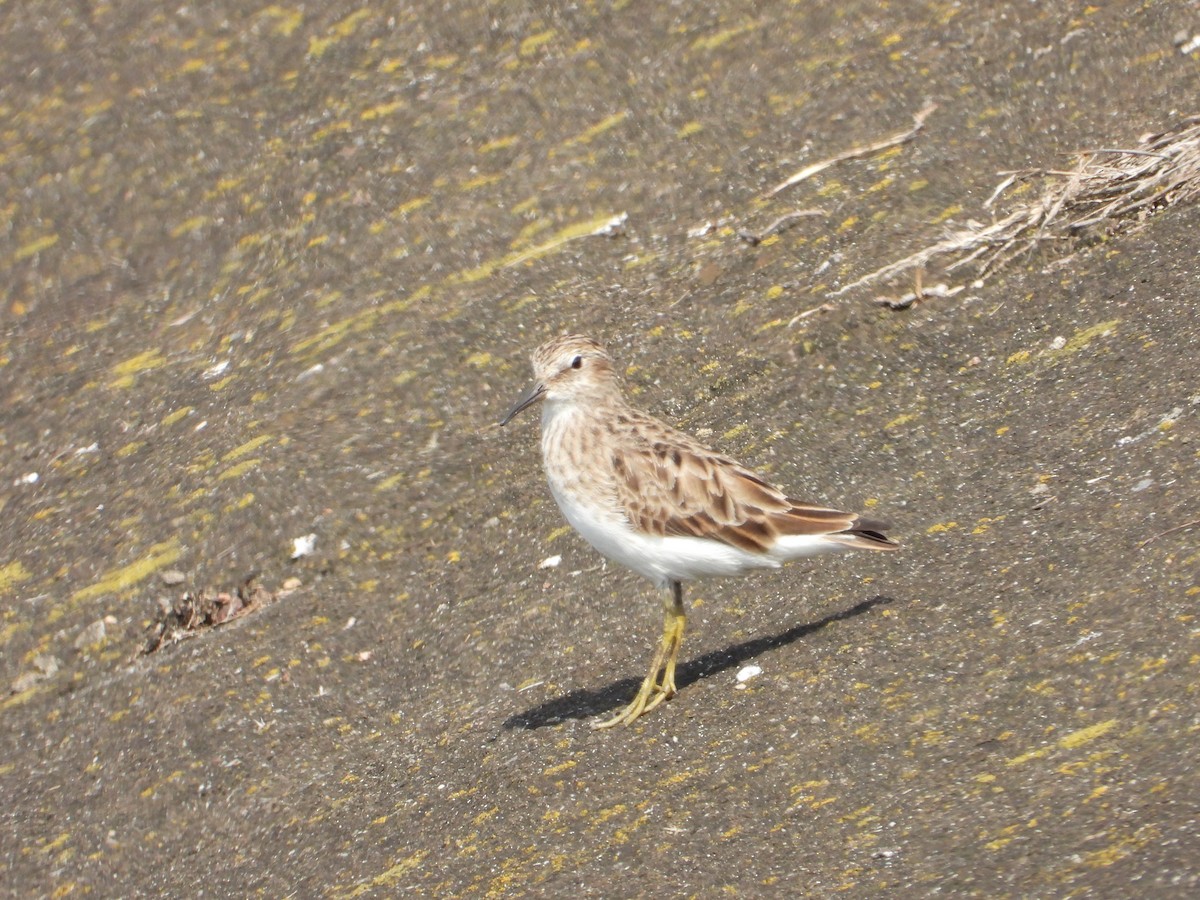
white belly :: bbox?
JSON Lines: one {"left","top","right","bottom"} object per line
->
{"left": 547, "top": 476, "right": 804, "bottom": 588}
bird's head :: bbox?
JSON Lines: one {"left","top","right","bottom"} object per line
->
{"left": 499, "top": 334, "right": 617, "bottom": 425}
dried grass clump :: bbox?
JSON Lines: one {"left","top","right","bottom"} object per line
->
{"left": 837, "top": 114, "right": 1200, "bottom": 298}
{"left": 143, "top": 577, "right": 278, "bottom": 654}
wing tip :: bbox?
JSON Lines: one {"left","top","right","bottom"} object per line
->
{"left": 836, "top": 512, "right": 901, "bottom": 550}
{"left": 839, "top": 528, "right": 901, "bottom": 551}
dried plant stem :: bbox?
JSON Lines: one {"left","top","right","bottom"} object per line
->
{"left": 835, "top": 114, "right": 1200, "bottom": 297}
{"left": 764, "top": 102, "right": 939, "bottom": 198}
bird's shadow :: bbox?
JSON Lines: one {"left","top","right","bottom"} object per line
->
{"left": 503, "top": 594, "right": 894, "bottom": 730}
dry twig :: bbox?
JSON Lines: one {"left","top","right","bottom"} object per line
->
{"left": 1138, "top": 519, "right": 1200, "bottom": 548}
{"left": 875, "top": 281, "right": 965, "bottom": 311}
{"left": 786, "top": 302, "right": 835, "bottom": 327}
{"left": 737, "top": 209, "right": 827, "bottom": 245}
{"left": 764, "top": 102, "right": 938, "bottom": 198}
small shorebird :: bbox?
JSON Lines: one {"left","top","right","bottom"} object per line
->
{"left": 500, "top": 335, "right": 899, "bottom": 727}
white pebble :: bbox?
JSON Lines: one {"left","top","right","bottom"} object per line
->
{"left": 736, "top": 664, "right": 763, "bottom": 683}
{"left": 291, "top": 533, "right": 317, "bottom": 559}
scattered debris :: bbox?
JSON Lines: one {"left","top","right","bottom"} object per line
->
{"left": 1177, "top": 31, "right": 1200, "bottom": 55}
{"left": 143, "top": 576, "right": 277, "bottom": 654}
{"left": 9, "top": 654, "right": 60, "bottom": 694}
{"left": 74, "top": 618, "right": 109, "bottom": 649}
{"left": 737, "top": 209, "right": 827, "bottom": 246}
{"left": 836, "top": 113, "right": 1200, "bottom": 297}
{"left": 875, "top": 281, "right": 965, "bottom": 311}
{"left": 1116, "top": 399, "right": 1196, "bottom": 447}
{"left": 538, "top": 555, "right": 562, "bottom": 570}
{"left": 592, "top": 211, "right": 628, "bottom": 237}
{"left": 1030, "top": 482, "right": 1055, "bottom": 510}
{"left": 786, "top": 302, "right": 835, "bottom": 327}
{"left": 1138, "top": 519, "right": 1200, "bottom": 548}
{"left": 498, "top": 211, "right": 630, "bottom": 271}
{"left": 203, "top": 359, "right": 230, "bottom": 380}
{"left": 764, "top": 101, "right": 938, "bottom": 198}
{"left": 291, "top": 533, "right": 317, "bottom": 560}
{"left": 736, "top": 664, "right": 763, "bottom": 684}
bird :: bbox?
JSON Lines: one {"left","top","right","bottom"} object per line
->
{"left": 499, "top": 334, "right": 899, "bottom": 727}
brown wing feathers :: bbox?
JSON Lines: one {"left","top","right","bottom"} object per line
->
{"left": 616, "top": 454, "right": 817, "bottom": 553}
{"left": 609, "top": 413, "right": 898, "bottom": 553}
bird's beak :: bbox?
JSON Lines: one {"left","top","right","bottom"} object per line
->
{"left": 499, "top": 381, "right": 546, "bottom": 426}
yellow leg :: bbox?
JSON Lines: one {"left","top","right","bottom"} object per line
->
{"left": 594, "top": 581, "right": 686, "bottom": 729}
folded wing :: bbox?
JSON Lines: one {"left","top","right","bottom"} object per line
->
{"left": 609, "top": 416, "right": 897, "bottom": 554}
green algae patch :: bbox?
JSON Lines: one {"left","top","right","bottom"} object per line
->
{"left": 71, "top": 539, "right": 183, "bottom": 605}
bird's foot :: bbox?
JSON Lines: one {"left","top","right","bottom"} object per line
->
{"left": 591, "top": 672, "right": 676, "bottom": 729}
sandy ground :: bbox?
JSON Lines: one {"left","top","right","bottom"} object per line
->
{"left": 2, "top": 1, "right": 1198, "bottom": 896}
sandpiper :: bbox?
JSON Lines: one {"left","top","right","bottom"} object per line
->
{"left": 500, "top": 335, "right": 898, "bottom": 727}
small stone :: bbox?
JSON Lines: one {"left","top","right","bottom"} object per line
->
{"left": 736, "top": 664, "right": 763, "bottom": 683}
{"left": 74, "top": 619, "right": 107, "bottom": 649}
{"left": 160, "top": 570, "right": 186, "bottom": 586}
{"left": 10, "top": 672, "right": 42, "bottom": 693}
{"left": 291, "top": 533, "right": 317, "bottom": 559}
{"left": 12, "top": 657, "right": 66, "bottom": 691}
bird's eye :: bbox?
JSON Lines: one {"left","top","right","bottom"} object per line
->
{"left": 570, "top": 355, "right": 583, "bottom": 369}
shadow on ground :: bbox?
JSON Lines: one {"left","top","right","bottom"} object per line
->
{"left": 506, "top": 595, "right": 894, "bottom": 728}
